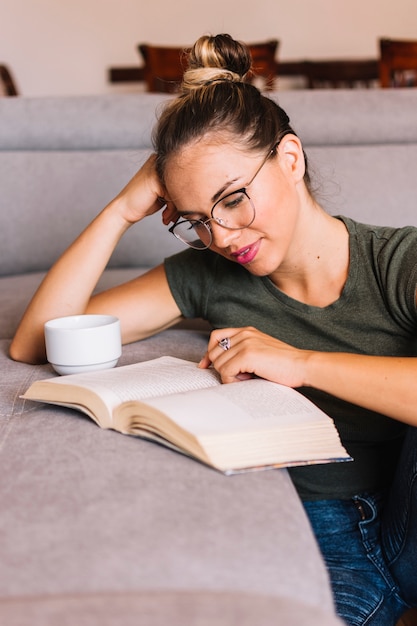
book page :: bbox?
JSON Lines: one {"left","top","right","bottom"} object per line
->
{"left": 128, "top": 378, "right": 350, "bottom": 469}
{"left": 41, "top": 357, "right": 221, "bottom": 409}
{"left": 140, "top": 377, "right": 332, "bottom": 435}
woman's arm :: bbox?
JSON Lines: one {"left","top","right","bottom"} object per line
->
{"left": 200, "top": 326, "right": 417, "bottom": 427}
{"left": 9, "top": 156, "right": 182, "bottom": 364}
{"left": 304, "top": 350, "right": 417, "bottom": 426}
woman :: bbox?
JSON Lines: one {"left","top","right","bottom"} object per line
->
{"left": 10, "top": 34, "right": 417, "bottom": 625}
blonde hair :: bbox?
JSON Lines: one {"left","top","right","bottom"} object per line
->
{"left": 181, "top": 34, "right": 250, "bottom": 89}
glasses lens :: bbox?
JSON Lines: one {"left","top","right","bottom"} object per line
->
{"left": 212, "top": 190, "right": 255, "bottom": 229}
{"left": 172, "top": 219, "right": 211, "bottom": 249}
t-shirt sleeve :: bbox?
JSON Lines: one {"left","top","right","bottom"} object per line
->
{"left": 163, "top": 248, "right": 219, "bottom": 319}
{"left": 375, "top": 225, "right": 417, "bottom": 329}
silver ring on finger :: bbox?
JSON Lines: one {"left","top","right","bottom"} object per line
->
{"left": 218, "top": 337, "right": 231, "bottom": 351}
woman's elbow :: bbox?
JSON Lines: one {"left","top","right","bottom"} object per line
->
{"left": 9, "top": 336, "right": 47, "bottom": 365}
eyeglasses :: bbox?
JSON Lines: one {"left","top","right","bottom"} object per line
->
{"left": 169, "top": 143, "right": 278, "bottom": 250}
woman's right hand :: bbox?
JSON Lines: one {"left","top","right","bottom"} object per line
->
{"left": 111, "top": 154, "right": 179, "bottom": 227}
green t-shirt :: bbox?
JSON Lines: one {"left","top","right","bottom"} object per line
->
{"left": 164, "top": 217, "right": 417, "bottom": 499}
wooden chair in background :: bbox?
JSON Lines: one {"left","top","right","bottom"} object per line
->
{"left": 246, "top": 39, "right": 279, "bottom": 90}
{"left": 138, "top": 40, "right": 279, "bottom": 93}
{"left": 379, "top": 38, "right": 417, "bottom": 87}
{"left": 303, "top": 59, "right": 379, "bottom": 89}
{"left": 0, "top": 64, "right": 19, "bottom": 96}
{"left": 138, "top": 44, "right": 189, "bottom": 93}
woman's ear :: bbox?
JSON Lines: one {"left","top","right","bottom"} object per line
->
{"left": 277, "top": 134, "right": 306, "bottom": 184}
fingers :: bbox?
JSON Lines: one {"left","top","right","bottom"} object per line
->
{"left": 200, "top": 327, "right": 257, "bottom": 383}
{"left": 208, "top": 327, "right": 248, "bottom": 350}
{"left": 161, "top": 202, "right": 180, "bottom": 225}
{"left": 198, "top": 327, "right": 239, "bottom": 371}
{"left": 200, "top": 327, "right": 308, "bottom": 387}
{"left": 138, "top": 156, "right": 180, "bottom": 225}
{"left": 206, "top": 328, "right": 243, "bottom": 362}
{"left": 198, "top": 353, "right": 211, "bottom": 369}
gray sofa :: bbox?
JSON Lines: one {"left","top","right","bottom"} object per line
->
{"left": 1, "top": 88, "right": 417, "bottom": 626}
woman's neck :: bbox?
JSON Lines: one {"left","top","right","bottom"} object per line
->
{"left": 268, "top": 208, "right": 350, "bottom": 307}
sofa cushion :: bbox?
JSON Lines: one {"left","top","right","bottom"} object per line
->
{"left": 0, "top": 94, "right": 170, "bottom": 151}
{"left": 0, "top": 269, "right": 209, "bottom": 341}
{"left": 0, "top": 269, "right": 145, "bottom": 340}
{"left": 0, "top": 331, "right": 336, "bottom": 612}
{"left": 0, "top": 150, "right": 184, "bottom": 277}
{"left": 1, "top": 90, "right": 417, "bottom": 277}
{"left": 0, "top": 590, "right": 344, "bottom": 626}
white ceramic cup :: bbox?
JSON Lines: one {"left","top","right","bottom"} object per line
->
{"left": 44, "top": 314, "right": 122, "bottom": 375}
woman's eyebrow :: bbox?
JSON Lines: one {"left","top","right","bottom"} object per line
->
{"left": 211, "top": 178, "right": 239, "bottom": 204}
{"left": 174, "top": 176, "right": 242, "bottom": 216}
{"left": 176, "top": 208, "right": 206, "bottom": 218}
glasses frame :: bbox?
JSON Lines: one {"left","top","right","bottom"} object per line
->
{"left": 169, "top": 142, "right": 279, "bottom": 250}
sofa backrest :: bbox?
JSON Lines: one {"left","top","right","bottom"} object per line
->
{"left": 1, "top": 89, "right": 417, "bottom": 277}
{"left": 277, "top": 89, "right": 417, "bottom": 231}
{"left": 0, "top": 94, "right": 183, "bottom": 277}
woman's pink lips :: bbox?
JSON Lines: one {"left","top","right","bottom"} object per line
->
{"left": 231, "top": 240, "right": 260, "bottom": 265}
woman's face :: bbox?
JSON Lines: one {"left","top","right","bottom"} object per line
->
{"left": 163, "top": 135, "right": 307, "bottom": 278}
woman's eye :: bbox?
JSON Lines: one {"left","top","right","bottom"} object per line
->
{"left": 183, "top": 213, "right": 208, "bottom": 223}
{"left": 222, "top": 192, "right": 245, "bottom": 210}
{"left": 193, "top": 221, "right": 209, "bottom": 232}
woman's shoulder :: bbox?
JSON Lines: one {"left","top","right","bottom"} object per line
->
{"left": 338, "top": 215, "right": 417, "bottom": 240}
{"left": 340, "top": 216, "right": 417, "bottom": 317}
{"left": 338, "top": 214, "right": 417, "bottom": 287}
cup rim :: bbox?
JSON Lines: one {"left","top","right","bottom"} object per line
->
{"left": 44, "top": 314, "right": 119, "bottom": 330}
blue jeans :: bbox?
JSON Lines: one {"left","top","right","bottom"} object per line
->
{"left": 303, "top": 426, "right": 417, "bottom": 626}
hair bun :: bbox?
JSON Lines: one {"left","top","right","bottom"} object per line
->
{"left": 182, "top": 34, "right": 251, "bottom": 91}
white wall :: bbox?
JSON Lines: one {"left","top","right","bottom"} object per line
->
{"left": 2, "top": 0, "right": 417, "bottom": 97}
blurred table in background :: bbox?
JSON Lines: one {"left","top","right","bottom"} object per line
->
{"left": 108, "top": 58, "right": 380, "bottom": 91}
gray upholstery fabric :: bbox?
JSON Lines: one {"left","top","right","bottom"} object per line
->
{"left": 1, "top": 90, "right": 417, "bottom": 276}
{"left": 1, "top": 90, "right": 416, "bottom": 150}
{"left": 0, "top": 151, "right": 183, "bottom": 275}
{"left": 3, "top": 89, "right": 416, "bottom": 623}
{"left": 309, "top": 144, "right": 417, "bottom": 227}
{"left": 0, "top": 591, "right": 344, "bottom": 626}
{"left": 277, "top": 88, "right": 417, "bottom": 144}
{"left": 0, "top": 93, "right": 169, "bottom": 150}
{"left": 0, "top": 333, "right": 337, "bottom": 619}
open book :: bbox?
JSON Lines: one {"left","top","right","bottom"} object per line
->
{"left": 22, "top": 356, "right": 351, "bottom": 474}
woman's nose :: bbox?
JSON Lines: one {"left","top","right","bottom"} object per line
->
{"left": 210, "top": 222, "right": 241, "bottom": 248}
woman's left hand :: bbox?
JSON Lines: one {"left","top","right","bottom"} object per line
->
{"left": 200, "top": 326, "right": 417, "bottom": 427}
{"left": 199, "top": 326, "right": 311, "bottom": 387}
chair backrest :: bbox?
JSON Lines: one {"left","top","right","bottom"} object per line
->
{"left": 246, "top": 40, "right": 279, "bottom": 90}
{"left": 379, "top": 38, "right": 417, "bottom": 87}
{"left": 138, "top": 44, "right": 190, "bottom": 93}
{"left": 138, "top": 40, "right": 279, "bottom": 93}
{"left": 303, "top": 59, "right": 379, "bottom": 89}
{"left": 0, "top": 64, "right": 19, "bottom": 96}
